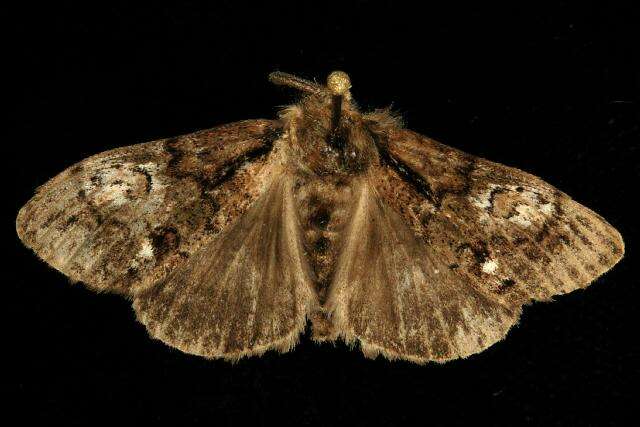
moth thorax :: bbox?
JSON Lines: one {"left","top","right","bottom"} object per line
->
{"left": 292, "top": 96, "right": 377, "bottom": 175}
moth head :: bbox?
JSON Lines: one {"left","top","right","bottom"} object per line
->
{"left": 269, "top": 70, "right": 380, "bottom": 174}
{"left": 326, "top": 70, "right": 351, "bottom": 97}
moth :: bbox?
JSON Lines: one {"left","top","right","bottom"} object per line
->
{"left": 16, "top": 71, "right": 624, "bottom": 363}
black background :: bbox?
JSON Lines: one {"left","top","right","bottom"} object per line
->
{"left": 8, "top": 1, "right": 638, "bottom": 425}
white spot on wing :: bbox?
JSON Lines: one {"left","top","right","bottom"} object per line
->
{"left": 508, "top": 204, "right": 536, "bottom": 227}
{"left": 469, "top": 184, "right": 499, "bottom": 210}
{"left": 138, "top": 239, "right": 154, "bottom": 259}
{"left": 478, "top": 211, "right": 492, "bottom": 225}
{"left": 521, "top": 189, "right": 539, "bottom": 204}
{"left": 83, "top": 161, "right": 167, "bottom": 207}
{"left": 540, "top": 202, "right": 555, "bottom": 215}
{"left": 482, "top": 259, "right": 498, "bottom": 274}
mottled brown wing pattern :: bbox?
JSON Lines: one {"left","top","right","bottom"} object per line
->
{"left": 17, "top": 70, "right": 625, "bottom": 364}
{"left": 133, "top": 170, "right": 318, "bottom": 360}
{"left": 326, "top": 179, "right": 519, "bottom": 362}
{"left": 378, "top": 128, "right": 624, "bottom": 305}
{"left": 16, "top": 119, "right": 281, "bottom": 295}
{"left": 327, "top": 127, "right": 624, "bottom": 363}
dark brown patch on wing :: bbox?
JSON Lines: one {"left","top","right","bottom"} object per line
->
{"left": 374, "top": 126, "right": 624, "bottom": 308}
{"left": 16, "top": 119, "right": 281, "bottom": 295}
{"left": 150, "top": 226, "right": 180, "bottom": 259}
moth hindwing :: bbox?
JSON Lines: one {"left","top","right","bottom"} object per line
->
{"left": 17, "top": 71, "right": 624, "bottom": 363}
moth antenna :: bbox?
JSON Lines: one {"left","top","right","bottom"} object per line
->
{"left": 268, "top": 71, "right": 324, "bottom": 95}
